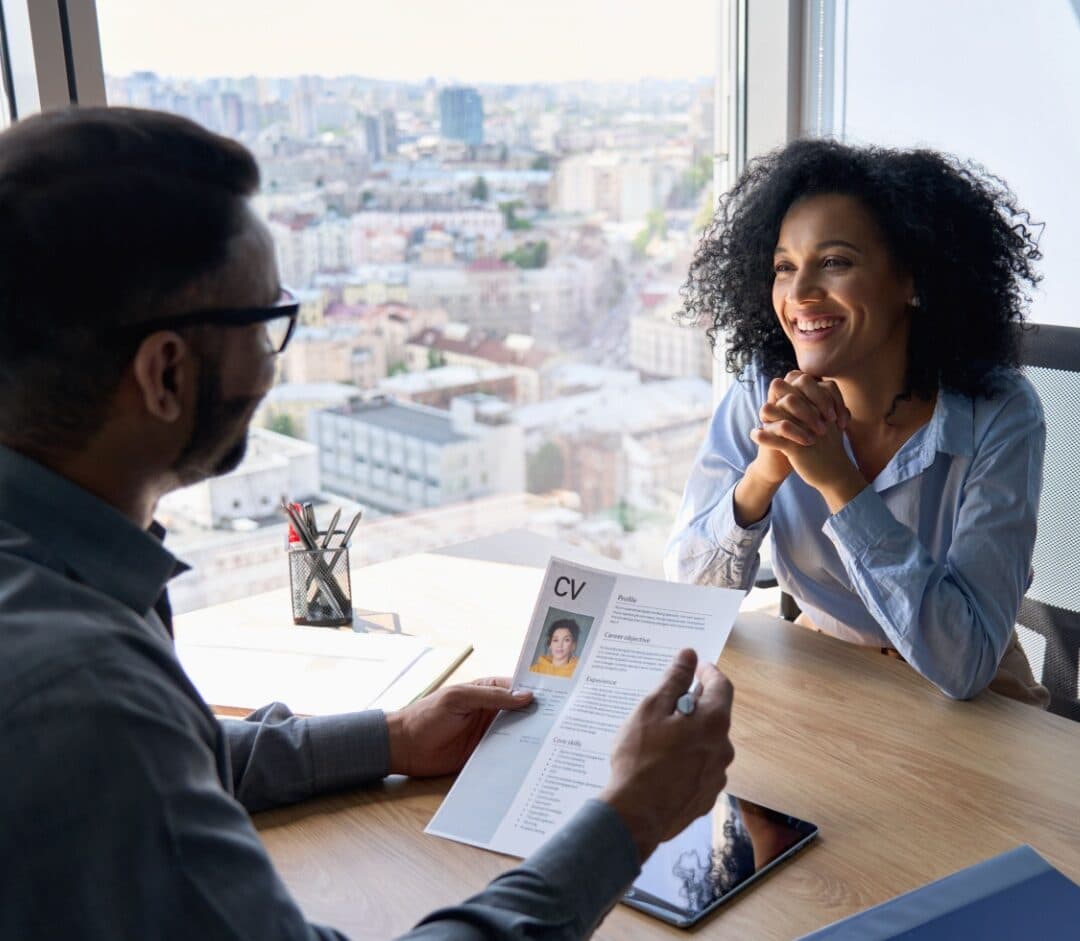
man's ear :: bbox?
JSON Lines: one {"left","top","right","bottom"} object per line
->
{"left": 131, "top": 331, "right": 191, "bottom": 423}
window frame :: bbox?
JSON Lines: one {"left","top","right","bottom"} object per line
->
{"left": 0, "top": 0, "right": 105, "bottom": 119}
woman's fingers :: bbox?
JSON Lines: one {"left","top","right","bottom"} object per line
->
{"left": 765, "top": 394, "right": 826, "bottom": 431}
{"left": 750, "top": 427, "right": 798, "bottom": 455}
{"left": 785, "top": 371, "right": 840, "bottom": 423}
{"left": 819, "top": 378, "right": 852, "bottom": 430}
{"left": 759, "top": 403, "right": 819, "bottom": 445}
{"left": 774, "top": 372, "right": 852, "bottom": 431}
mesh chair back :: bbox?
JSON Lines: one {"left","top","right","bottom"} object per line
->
{"left": 1017, "top": 323, "right": 1080, "bottom": 721}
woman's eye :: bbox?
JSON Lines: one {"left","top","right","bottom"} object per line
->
{"left": 773, "top": 262, "right": 794, "bottom": 274}
{"left": 822, "top": 256, "right": 851, "bottom": 269}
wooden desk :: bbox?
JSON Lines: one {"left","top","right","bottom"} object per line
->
{"left": 198, "top": 533, "right": 1080, "bottom": 940}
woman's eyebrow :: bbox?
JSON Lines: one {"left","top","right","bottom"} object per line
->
{"left": 774, "top": 239, "right": 863, "bottom": 255}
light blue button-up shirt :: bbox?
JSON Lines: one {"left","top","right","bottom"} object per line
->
{"left": 664, "top": 366, "right": 1045, "bottom": 700}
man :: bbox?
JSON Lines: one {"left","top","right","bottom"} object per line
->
{"left": 0, "top": 108, "right": 735, "bottom": 940}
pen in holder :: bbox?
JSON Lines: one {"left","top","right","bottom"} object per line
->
{"left": 281, "top": 499, "right": 360, "bottom": 628}
{"left": 288, "top": 542, "right": 352, "bottom": 626}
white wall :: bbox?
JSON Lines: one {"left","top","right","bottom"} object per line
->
{"left": 835, "top": 0, "right": 1080, "bottom": 328}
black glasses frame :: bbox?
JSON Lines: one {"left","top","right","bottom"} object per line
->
{"left": 117, "top": 287, "right": 301, "bottom": 354}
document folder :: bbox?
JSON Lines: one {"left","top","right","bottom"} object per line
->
{"left": 799, "top": 845, "right": 1080, "bottom": 940}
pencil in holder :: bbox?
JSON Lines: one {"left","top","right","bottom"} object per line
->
{"left": 288, "top": 546, "right": 353, "bottom": 626}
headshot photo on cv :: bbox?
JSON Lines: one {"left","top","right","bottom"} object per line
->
{"left": 529, "top": 608, "right": 593, "bottom": 679}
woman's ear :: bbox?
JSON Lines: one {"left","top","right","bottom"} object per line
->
{"left": 131, "top": 331, "right": 190, "bottom": 423}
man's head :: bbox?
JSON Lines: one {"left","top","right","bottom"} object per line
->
{"left": 0, "top": 106, "right": 286, "bottom": 493}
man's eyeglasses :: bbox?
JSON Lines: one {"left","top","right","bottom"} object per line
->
{"left": 123, "top": 287, "right": 300, "bottom": 354}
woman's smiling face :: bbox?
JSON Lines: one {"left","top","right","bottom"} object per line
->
{"left": 771, "top": 193, "right": 914, "bottom": 381}
{"left": 549, "top": 627, "right": 577, "bottom": 665}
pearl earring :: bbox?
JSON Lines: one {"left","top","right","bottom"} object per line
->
{"left": 910, "top": 296, "right": 921, "bottom": 308}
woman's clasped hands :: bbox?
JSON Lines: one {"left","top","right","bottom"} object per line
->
{"left": 749, "top": 371, "right": 864, "bottom": 503}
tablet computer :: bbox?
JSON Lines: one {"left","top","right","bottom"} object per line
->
{"left": 623, "top": 792, "right": 818, "bottom": 928}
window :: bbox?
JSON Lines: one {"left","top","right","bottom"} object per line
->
{"left": 0, "top": 7, "right": 12, "bottom": 128}
{"left": 84, "top": 0, "right": 734, "bottom": 611}
{"left": 803, "top": 0, "right": 1080, "bottom": 330}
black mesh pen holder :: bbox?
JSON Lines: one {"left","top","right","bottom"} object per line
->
{"left": 288, "top": 546, "right": 353, "bottom": 626}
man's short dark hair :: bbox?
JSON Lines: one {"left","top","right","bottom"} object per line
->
{"left": 0, "top": 107, "right": 260, "bottom": 454}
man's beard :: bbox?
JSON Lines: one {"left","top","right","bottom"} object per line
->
{"left": 172, "top": 352, "right": 264, "bottom": 487}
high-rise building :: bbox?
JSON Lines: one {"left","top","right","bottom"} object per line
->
{"left": 438, "top": 86, "right": 484, "bottom": 147}
{"left": 363, "top": 114, "right": 383, "bottom": 162}
{"left": 380, "top": 108, "right": 398, "bottom": 155}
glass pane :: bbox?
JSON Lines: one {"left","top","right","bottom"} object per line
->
{"left": 96, "top": 0, "right": 719, "bottom": 611}
{"left": 826, "top": 0, "right": 1080, "bottom": 331}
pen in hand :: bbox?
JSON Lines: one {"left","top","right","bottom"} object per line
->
{"left": 676, "top": 678, "right": 703, "bottom": 716}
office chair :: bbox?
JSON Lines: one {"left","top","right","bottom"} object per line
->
{"left": 1016, "top": 322, "right": 1080, "bottom": 721}
{"left": 754, "top": 561, "right": 800, "bottom": 621}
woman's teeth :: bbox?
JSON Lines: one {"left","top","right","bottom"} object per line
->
{"left": 797, "top": 318, "right": 842, "bottom": 332}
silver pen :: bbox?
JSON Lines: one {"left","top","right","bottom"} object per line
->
{"left": 676, "top": 678, "right": 702, "bottom": 716}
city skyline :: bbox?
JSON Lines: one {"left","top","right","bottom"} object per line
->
{"left": 96, "top": 0, "right": 717, "bottom": 83}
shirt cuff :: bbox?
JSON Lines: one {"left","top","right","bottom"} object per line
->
{"left": 712, "top": 480, "right": 771, "bottom": 543}
{"left": 519, "top": 799, "right": 641, "bottom": 932}
{"left": 821, "top": 484, "right": 890, "bottom": 558}
{"left": 304, "top": 709, "right": 389, "bottom": 793}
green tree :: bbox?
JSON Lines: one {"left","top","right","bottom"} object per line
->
{"left": 693, "top": 187, "right": 715, "bottom": 233}
{"left": 530, "top": 153, "right": 552, "bottom": 171}
{"left": 645, "top": 208, "right": 668, "bottom": 241}
{"left": 632, "top": 210, "right": 669, "bottom": 258}
{"left": 502, "top": 240, "right": 548, "bottom": 269}
{"left": 527, "top": 442, "right": 565, "bottom": 494}
{"left": 387, "top": 360, "right": 409, "bottom": 376}
{"left": 470, "top": 175, "right": 490, "bottom": 202}
{"left": 615, "top": 499, "right": 637, "bottom": 533}
{"left": 267, "top": 413, "right": 297, "bottom": 438}
{"left": 631, "top": 227, "right": 651, "bottom": 258}
{"left": 427, "top": 348, "right": 446, "bottom": 369}
{"left": 498, "top": 200, "right": 532, "bottom": 231}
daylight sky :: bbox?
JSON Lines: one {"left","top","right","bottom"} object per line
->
{"left": 95, "top": 0, "right": 717, "bottom": 82}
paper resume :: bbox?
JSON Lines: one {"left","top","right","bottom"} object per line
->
{"left": 426, "top": 557, "right": 744, "bottom": 858}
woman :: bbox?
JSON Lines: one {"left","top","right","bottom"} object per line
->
{"left": 531, "top": 618, "right": 581, "bottom": 678}
{"left": 665, "top": 139, "right": 1047, "bottom": 705}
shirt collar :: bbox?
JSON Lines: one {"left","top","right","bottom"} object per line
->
{"left": 0, "top": 445, "right": 188, "bottom": 616}
{"left": 928, "top": 387, "right": 976, "bottom": 458}
{"left": 863, "top": 388, "right": 975, "bottom": 491}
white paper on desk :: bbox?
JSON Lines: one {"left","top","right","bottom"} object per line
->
{"left": 426, "top": 557, "right": 743, "bottom": 858}
{"left": 175, "top": 623, "right": 470, "bottom": 715}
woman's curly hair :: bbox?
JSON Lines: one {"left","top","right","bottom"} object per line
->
{"left": 682, "top": 138, "right": 1042, "bottom": 401}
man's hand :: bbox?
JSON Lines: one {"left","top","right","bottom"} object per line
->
{"left": 386, "top": 678, "right": 533, "bottom": 778}
{"left": 599, "top": 650, "right": 735, "bottom": 863}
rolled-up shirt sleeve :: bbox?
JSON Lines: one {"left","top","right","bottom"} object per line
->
{"left": 664, "top": 371, "right": 772, "bottom": 589}
{"left": 823, "top": 389, "right": 1045, "bottom": 699}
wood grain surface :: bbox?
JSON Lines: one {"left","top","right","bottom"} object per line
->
{"left": 182, "top": 536, "right": 1080, "bottom": 940}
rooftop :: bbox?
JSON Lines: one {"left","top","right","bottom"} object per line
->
{"left": 406, "top": 325, "right": 557, "bottom": 369}
{"left": 515, "top": 378, "right": 712, "bottom": 436}
{"left": 266, "top": 382, "right": 360, "bottom": 403}
{"left": 378, "top": 364, "right": 514, "bottom": 394}
{"left": 325, "top": 397, "right": 470, "bottom": 445}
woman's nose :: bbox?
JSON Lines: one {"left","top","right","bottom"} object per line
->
{"left": 789, "top": 266, "right": 825, "bottom": 303}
